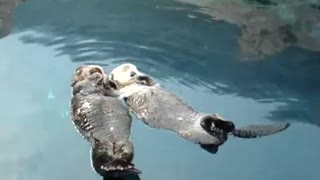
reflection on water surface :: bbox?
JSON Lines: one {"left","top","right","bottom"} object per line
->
{"left": 0, "top": 0, "right": 319, "bottom": 180}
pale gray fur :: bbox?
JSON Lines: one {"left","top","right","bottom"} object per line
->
{"left": 119, "top": 83, "right": 226, "bottom": 146}
{"left": 110, "top": 63, "right": 290, "bottom": 154}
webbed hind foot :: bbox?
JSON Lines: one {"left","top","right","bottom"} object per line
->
{"left": 200, "top": 114, "right": 235, "bottom": 134}
{"left": 200, "top": 144, "right": 219, "bottom": 154}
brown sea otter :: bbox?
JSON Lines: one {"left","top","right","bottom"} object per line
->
{"left": 70, "top": 65, "right": 141, "bottom": 177}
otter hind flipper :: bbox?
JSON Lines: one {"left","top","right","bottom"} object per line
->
{"left": 101, "top": 159, "right": 142, "bottom": 175}
{"left": 231, "top": 122, "right": 290, "bottom": 138}
{"left": 200, "top": 144, "right": 219, "bottom": 154}
{"left": 200, "top": 115, "right": 235, "bottom": 134}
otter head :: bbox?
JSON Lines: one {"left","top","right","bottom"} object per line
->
{"left": 109, "top": 63, "right": 156, "bottom": 88}
{"left": 72, "top": 72, "right": 105, "bottom": 96}
{"left": 71, "top": 65, "right": 121, "bottom": 97}
{"left": 71, "top": 65, "right": 105, "bottom": 87}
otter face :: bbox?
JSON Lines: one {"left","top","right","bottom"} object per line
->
{"left": 71, "top": 65, "right": 121, "bottom": 97}
{"left": 109, "top": 63, "right": 156, "bottom": 87}
{"left": 109, "top": 63, "right": 139, "bottom": 87}
{"left": 72, "top": 72, "right": 105, "bottom": 96}
{"left": 71, "top": 65, "right": 105, "bottom": 87}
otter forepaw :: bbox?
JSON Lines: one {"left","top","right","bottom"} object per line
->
{"left": 136, "top": 75, "right": 156, "bottom": 86}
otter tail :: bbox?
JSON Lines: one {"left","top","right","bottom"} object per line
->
{"left": 100, "top": 159, "right": 141, "bottom": 176}
{"left": 231, "top": 122, "right": 290, "bottom": 138}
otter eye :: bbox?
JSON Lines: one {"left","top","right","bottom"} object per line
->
{"left": 130, "top": 71, "right": 136, "bottom": 77}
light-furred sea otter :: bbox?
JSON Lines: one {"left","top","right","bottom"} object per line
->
{"left": 109, "top": 63, "right": 290, "bottom": 153}
{"left": 70, "top": 65, "right": 141, "bottom": 178}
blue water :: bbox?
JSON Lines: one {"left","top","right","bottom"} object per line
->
{"left": 1, "top": 0, "right": 320, "bottom": 179}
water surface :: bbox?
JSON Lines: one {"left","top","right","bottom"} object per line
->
{"left": 0, "top": 0, "right": 319, "bottom": 180}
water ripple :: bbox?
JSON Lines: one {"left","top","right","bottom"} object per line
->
{"left": 5, "top": 0, "right": 320, "bottom": 128}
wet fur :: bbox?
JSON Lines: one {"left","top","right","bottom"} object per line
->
{"left": 70, "top": 66, "right": 140, "bottom": 177}
{"left": 109, "top": 63, "right": 290, "bottom": 153}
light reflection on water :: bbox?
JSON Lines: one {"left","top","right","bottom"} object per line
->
{"left": 0, "top": 0, "right": 320, "bottom": 180}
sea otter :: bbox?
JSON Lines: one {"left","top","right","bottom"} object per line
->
{"left": 108, "top": 63, "right": 290, "bottom": 153}
{"left": 70, "top": 65, "right": 141, "bottom": 177}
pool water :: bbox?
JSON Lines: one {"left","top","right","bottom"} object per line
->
{"left": 0, "top": 0, "right": 319, "bottom": 180}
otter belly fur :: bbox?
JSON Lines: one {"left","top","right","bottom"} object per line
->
{"left": 70, "top": 68, "right": 141, "bottom": 177}
{"left": 110, "top": 63, "right": 290, "bottom": 154}
{"left": 127, "top": 85, "right": 229, "bottom": 148}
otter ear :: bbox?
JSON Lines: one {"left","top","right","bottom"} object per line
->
{"left": 75, "top": 67, "right": 83, "bottom": 75}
